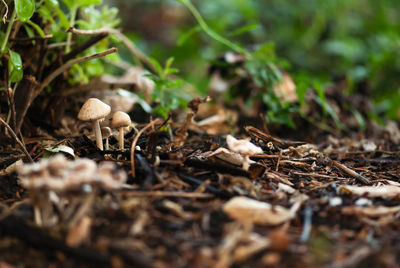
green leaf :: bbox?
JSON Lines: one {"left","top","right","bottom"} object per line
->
{"left": 15, "top": 0, "right": 35, "bottom": 22}
{"left": 148, "top": 57, "right": 163, "bottom": 75}
{"left": 9, "top": 50, "right": 23, "bottom": 82}
{"left": 229, "top": 23, "right": 259, "bottom": 37}
{"left": 26, "top": 20, "right": 45, "bottom": 37}
{"left": 63, "top": 0, "right": 102, "bottom": 9}
{"left": 44, "top": 145, "right": 75, "bottom": 158}
{"left": 177, "top": 26, "right": 200, "bottom": 46}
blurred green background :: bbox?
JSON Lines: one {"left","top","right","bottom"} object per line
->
{"left": 109, "top": 0, "right": 400, "bottom": 120}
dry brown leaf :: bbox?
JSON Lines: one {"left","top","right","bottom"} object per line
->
{"left": 342, "top": 205, "right": 400, "bottom": 217}
{"left": 207, "top": 147, "right": 249, "bottom": 166}
{"left": 339, "top": 185, "right": 400, "bottom": 198}
{"left": 223, "top": 196, "right": 294, "bottom": 225}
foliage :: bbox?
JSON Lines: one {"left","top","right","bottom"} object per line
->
{"left": 147, "top": 57, "right": 188, "bottom": 118}
{"left": 0, "top": 0, "right": 120, "bottom": 87}
{"left": 122, "top": 0, "right": 400, "bottom": 123}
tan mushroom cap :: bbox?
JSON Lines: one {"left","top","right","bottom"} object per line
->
{"left": 78, "top": 98, "right": 111, "bottom": 121}
{"left": 111, "top": 111, "right": 131, "bottom": 128}
{"left": 101, "top": 127, "right": 112, "bottom": 138}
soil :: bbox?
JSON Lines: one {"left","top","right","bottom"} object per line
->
{"left": 0, "top": 90, "right": 400, "bottom": 268}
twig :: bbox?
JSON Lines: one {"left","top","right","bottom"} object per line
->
{"left": 61, "top": 80, "right": 138, "bottom": 96}
{"left": 291, "top": 171, "right": 346, "bottom": 180}
{"left": 61, "top": 32, "right": 109, "bottom": 63}
{"left": 0, "top": 7, "right": 15, "bottom": 54}
{"left": 46, "top": 41, "right": 74, "bottom": 49}
{"left": 67, "top": 27, "right": 156, "bottom": 73}
{"left": 9, "top": 34, "right": 53, "bottom": 42}
{"left": 2, "top": 57, "right": 17, "bottom": 133}
{"left": 33, "top": 47, "right": 118, "bottom": 99}
{"left": 245, "top": 126, "right": 306, "bottom": 148}
{"left": 275, "top": 149, "right": 282, "bottom": 171}
{"left": 0, "top": 117, "right": 33, "bottom": 162}
{"left": 130, "top": 118, "right": 163, "bottom": 177}
{"left": 120, "top": 190, "right": 214, "bottom": 199}
{"left": 1, "top": 0, "right": 8, "bottom": 24}
{"left": 329, "top": 158, "right": 371, "bottom": 185}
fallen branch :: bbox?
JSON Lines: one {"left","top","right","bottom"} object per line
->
{"left": 330, "top": 158, "right": 371, "bottom": 185}
{"left": 130, "top": 118, "right": 163, "bottom": 177}
{"left": 67, "top": 27, "right": 156, "bottom": 73}
{"left": 120, "top": 190, "right": 214, "bottom": 198}
{"left": 0, "top": 117, "right": 33, "bottom": 162}
{"left": 34, "top": 47, "right": 118, "bottom": 99}
{"left": 245, "top": 126, "right": 306, "bottom": 148}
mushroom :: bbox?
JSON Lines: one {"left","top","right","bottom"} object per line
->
{"left": 101, "top": 127, "right": 112, "bottom": 151}
{"left": 111, "top": 111, "right": 131, "bottom": 150}
{"left": 78, "top": 98, "right": 111, "bottom": 150}
{"left": 226, "top": 135, "right": 263, "bottom": 171}
{"left": 17, "top": 154, "right": 127, "bottom": 227}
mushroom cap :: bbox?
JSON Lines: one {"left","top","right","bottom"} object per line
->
{"left": 111, "top": 111, "right": 131, "bottom": 128}
{"left": 78, "top": 98, "right": 111, "bottom": 121}
{"left": 101, "top": 127, "right": 112, "bottom": 138}
{"left": 226, "top": 135, "right": 263, "bottom": 155}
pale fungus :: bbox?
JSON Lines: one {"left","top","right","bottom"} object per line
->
{"left": 101, "top": 127, "right": 112, "bottom": 150}
{"left": 111, "top": 111, "right": 131, "bottom": 150}
{"left": 78, "top": 98, "right": 111, "bottom": 150}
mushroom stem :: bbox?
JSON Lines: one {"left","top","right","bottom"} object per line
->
{"left": 105, "top": 138, "right": 109, "bottom": 151}
{"left": 119, "top": 127, "right": 124, "bottom": 150}
{"left": 93, "top": 119, "right": 103, "bottom": 150}
{"left": 243, "top": 155, "right": 250, "bottom": 171}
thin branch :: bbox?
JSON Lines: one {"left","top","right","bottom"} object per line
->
{"left": 120, "top": 190, "right": 214, "bottom": 199}
{"left": 0, "top": 117, "right": 33, "bottom": 162}
{"left": 67, "top": 27, "right": 156, "bottom": 73}
{"left": 9, "top": 34, "right": 53, "bottom": 42}
{"left": 329, "top": 158, "right": 371, "bottom": 185}
{"left": 61, "top": 33, "right": 109, "bottom": 63}
{"left": 61, "top": 81, "right": 138, "bottom": 96}
{"left": 1, "top": 0, "right": 8, "bottom": 24}
{"left": 130, "top": 118, "right": 163, "bottom": 177}
{"left": 46, "top": 42, "right": 73, "bottom": 49}
{"left": 34, "top": 47, "right": 118, "bottom": 99}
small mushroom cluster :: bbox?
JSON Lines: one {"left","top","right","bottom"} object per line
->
{"left": 17, "top": 154, "right": 127, "bottom": 226}
{"left": 78, "top": 98, "right": 132, "bottom": 151}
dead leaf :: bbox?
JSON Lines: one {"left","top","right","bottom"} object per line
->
{"left": 223, "top": 196, "right": 294, "bottom": 225}
{"left": 339, "top": 185, "right": 400, "bottom": 198}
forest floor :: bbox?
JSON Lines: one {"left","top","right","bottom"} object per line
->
{"left": 0, "top": 83, "right": 400, "bottom": 268}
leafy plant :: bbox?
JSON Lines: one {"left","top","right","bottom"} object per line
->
{"left": 176, "top": 0, "right": 303, "bottom": 128}
{"left": 147, "top": 57, "right": 189, "bottom": 118}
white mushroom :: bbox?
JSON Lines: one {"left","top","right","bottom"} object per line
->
{"left": 111, "top": 111, "right": 131, "bottom": 150}
{"left": 78, "top": 98, "right": 111, "bottom": 150}
{"left": 226, "top": 135, "right": 263, "bottom": 171}
{"left": 101, "top": 127, "right": 112, "bottom": 151}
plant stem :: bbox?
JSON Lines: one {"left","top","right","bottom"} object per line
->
{"left": 34, "top": 47, "right": 118, "bottom": 98}
{"left": 0, "top": 116, "right": 33, "bottom": 162}
{"left": 65, "top": 6, "right": 77, "bottom": 53}
{"left": 0, "top": 8, "right": 16, "bottom": 54}
{"left": 177, "top": 0, "right": 250, "bottom": 58}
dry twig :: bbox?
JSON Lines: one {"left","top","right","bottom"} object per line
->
{"left": 330, "top": 158, "right": 371, "bottom": 185}
{"left": 130, "top": 118, "right": 163, "bottom": 177}
{"left": 67, "top": 27, "right": 156, "bottom": 73}
{"left": 34, "top": 47, "right": 118, "bottom": 99}
{"left": 0, "top": 117, "right": 33, "bottom": 162}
